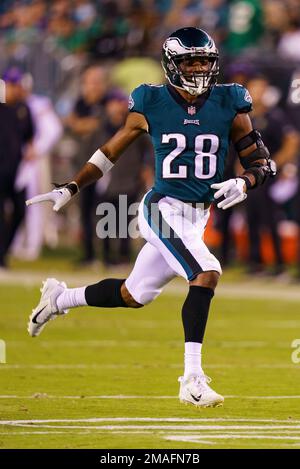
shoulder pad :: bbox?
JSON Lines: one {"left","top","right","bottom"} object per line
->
{"left": 230, "top": 83, "right": 253, "bottom": 113}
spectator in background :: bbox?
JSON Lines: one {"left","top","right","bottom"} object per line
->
{"left": 262, "top": 0, "right": 291, "bottom": 51}
{"left": 12, "top": 73, "right": 63, "bottom": 260}
{"left": 0, "top": 102, "right": 20, "bottom": 266}
{"left": 48, "top": 0, "right": 101, "bottom": 55}
{"left": 65, "top": 64, "right": 110, "bottom": 265}
{"left": 285, "top": 66, "right": 300, "bottom": 279}
{"left": 89, "top": 0, "right": 129, "bottom": 59}
{"left": 0, "top": 66, "right": 34, "bottom": 268}
{"left": 216, "top": 62, "right": 255, "bottom": 266}
{"left": 3, "top": 1, "right": 44, "bottom": 47}
{"left": 74, "top": 0, "right": 97, "bottom": 26}
{"left": 98, "top": 89, "right": 154, "bottom": 267}
{"left": 197, "top": 0, "right": 229, "bottom": 45}
{"left": 277, "top": 0, "right": 300, "bottom": 61}
{"left": 4, "top": 67, "right": 34, "bottom": 150}
{"left": 224, "top": 0, "right": 264, "bottom": 55}
{"left": 245, "top": 75, "right": 299, "bottom": 275}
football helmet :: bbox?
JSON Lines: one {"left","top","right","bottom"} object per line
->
{"left": 162, "top": 27, "right": 219, "bottom": 96}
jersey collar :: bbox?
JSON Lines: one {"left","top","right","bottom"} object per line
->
{"left": 166, "top": 84, "right": 211, "bottom": 114}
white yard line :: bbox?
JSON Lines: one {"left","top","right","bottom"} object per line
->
{"left": 2, "top": 417, "right": 300, "bottom": 424}
{"left": 0, "top": 363, "right": 298, "bottom": 370}
{"left": 0, "top": 431, "right": 74, "bottom": 435}
{"left": 2, "top": 418, "right": 300, "bottom": 445}
{"left": 0, "top": 340, "right": 269, "bottom": 347}
{"left": 226, "top": 395, "right": 300, "bottom": 399}
{"left": 4, "top": 339, "right": 289, "bottom": 348}
{"left": 2, "top": 424, "right": 300, "bottom": 430}
{"left": 0, "top": 395, "right": 177, "bottom": 399}
{"left": 1, "top": 430, "right": 300, "bottom": 435}
{"left": 1, "top": 430, "right": 299, "bottom": 442}
{"left": 0, "top": 394, "right": 300, "bottom": 400}
{"left": 165, "top": 434, "right": 300, "bottom": 442}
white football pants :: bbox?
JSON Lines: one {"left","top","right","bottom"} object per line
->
{"left": 125, "top": 190, "right": 221, "bottom": 305}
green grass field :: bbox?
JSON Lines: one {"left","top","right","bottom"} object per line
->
{"left": 1, "top": 272, "right": 300, "bottom": 449}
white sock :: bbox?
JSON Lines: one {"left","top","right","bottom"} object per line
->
{"left": 183, "top": 342, "right": 203, "bottom": 380}
{"left": 56, "top": 287, "right": 88, "bottom": 310}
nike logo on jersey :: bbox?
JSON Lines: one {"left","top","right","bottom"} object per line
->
{"left": 183, "top": 119, "right": 200, "bottom": 125}
{"left": 32, "top": 305, "right": 47, "bottom": 324}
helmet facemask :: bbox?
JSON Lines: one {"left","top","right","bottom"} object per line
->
{"left": 172, "top": 54, "right": 219, "bottom": 96}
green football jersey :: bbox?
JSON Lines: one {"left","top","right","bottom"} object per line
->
{"left": 129, "top": 83, "right": 252, "bottom": 202}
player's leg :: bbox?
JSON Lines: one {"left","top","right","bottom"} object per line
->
{"left": 179, "top": 270, "right": 224, "bottom": 407}
{"left": 124, "top": 241, "right": 175, "bottom": 305}
{"left": 28, "top": 241, "right": 175, "bottom": 337}
{"left": 69, "top": 241, "right": 175, "bottom": 309}
{"left": 182, "top": 270, "right": 219, "bottom": 379}
{"left": 140, "top": 190, "right": 224, "bottom": 407}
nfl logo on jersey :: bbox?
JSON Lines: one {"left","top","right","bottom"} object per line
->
{"left": 188, "top": 106, "right": 196, "bottom": 115}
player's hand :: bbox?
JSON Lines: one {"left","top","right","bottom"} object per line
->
{"left": 26, "top": 187, "right": 72, "bottom": 212}
{"left": 211, "top": 178, "right": 247, "bottom": 210}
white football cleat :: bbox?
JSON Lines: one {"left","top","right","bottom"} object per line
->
{"left": 178, "top": 374, "right": 224, "bottom": 408}
{"left": 28, "top": 278, "right": 68, "bottom": 337}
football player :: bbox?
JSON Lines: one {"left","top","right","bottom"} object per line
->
{"left": 26, "top": 27, "right": 275, "bottom": 408}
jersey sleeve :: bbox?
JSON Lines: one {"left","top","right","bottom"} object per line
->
{"left": 231, "top": 83, "right": 253, "bottom": 113}
{"left": 128, "top": 85, "right": 146, "bottom": 115}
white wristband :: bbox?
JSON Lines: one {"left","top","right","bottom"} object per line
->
{"left": 88, "top": 149, "right": 114, "bottom": 174}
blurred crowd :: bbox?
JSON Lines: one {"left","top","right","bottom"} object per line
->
{"left": 1, "top": 0, "right": 300, "bottom": 278}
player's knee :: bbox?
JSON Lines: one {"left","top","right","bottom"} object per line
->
{"left": 189, "top": 271, "right": 220, "bottom": 291}
{"left": 121, "top": 282, "right": 144, "bottom": 308}
{"left": 123, "top": 276, "right": 164, "bottom": 305}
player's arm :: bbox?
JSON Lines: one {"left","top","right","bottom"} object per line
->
{"left": 71, "top": 112, "right": 147, "bottom": 189}
{"left": 26, "top": 112, "right": 148, "bottom": 211}
{"left": 230, "top": 112, "right": 276, "bottom": 189}
{"left": 211, "top": 113, "right": 276, "bottom": 210}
